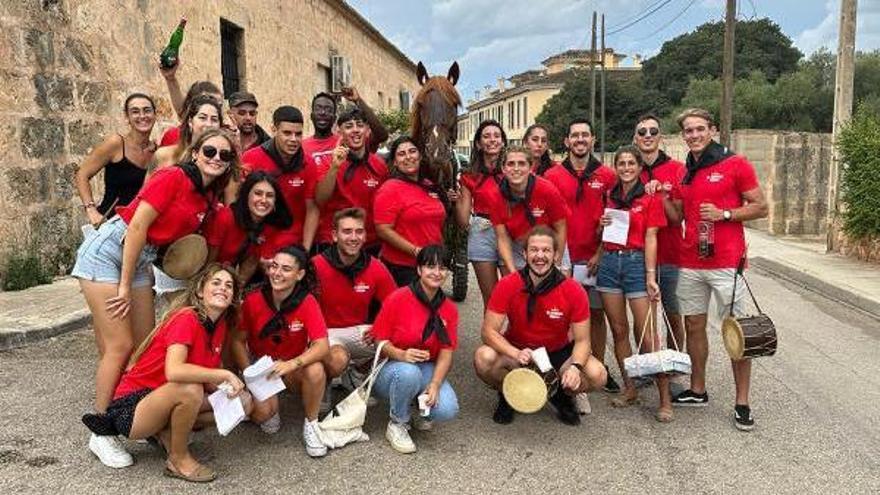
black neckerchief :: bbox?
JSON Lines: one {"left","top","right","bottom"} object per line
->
{"left": 644, "top": 150, "right": 670, "bottom": 180}
{"left": 231, "top": 206, "right": 265, "bottom": 267}
{"left": 562, "top": 155, "right": 601, "bottom": 202}
{"left": 409, "top": 281, "right": 450, "bottom": 345}
{"left": 390, "top": 173, "right": 451, "bottom": 214}
{"left": 683, "top": 141, "right": 734, "bottom": 185}
{"left": 178, "top": 161, "right": 209, "bottom": 197}
{"left": 519, "top": 266, "right": 566, "bottom": 321}
{"left": 499, "top": 175, "right": 537, "bottom": 225}
{"left": 343, "top": 150, "right": 377, "bottom": 183}
{"left": 534, "top": 153, "right": 553, "bottom": 176}
{"left": 258, "top": 283, "right": 310, "bottom": 341}
{"left": 608, "top": 180, "right": 646, "bottom": 210}
{"left": 198, "top": 313, "right": 217, "bottom": 337}
{"left": 321, "top": 247, "right": 370, "bottom": 282}
{"left": 261, "top": 139, "right": 304, "bottom": 175}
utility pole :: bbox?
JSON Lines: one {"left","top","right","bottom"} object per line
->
{"left": 600, "top": 13, "right": 606, "bottom": 156}
{"left": 720, "top": 0, "right": 736, "bottom": 147}
{"left": 590, "top": 11, "right": 597, "bottom": 125}
{"left": 827, "top": 0, "right": 858, "bottom": 252}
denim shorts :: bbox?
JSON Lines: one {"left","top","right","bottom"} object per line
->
{"left": 658, "top": 264, "right": 680, "bottom": 314}
{"left": 71, "top": 217, "right": 157, "bottom": 288}
{"left": 596, "top": 250, "right": 647, "bottom": 298}
{"left": 467, "top": 215, "right": 498, "bottom": 262}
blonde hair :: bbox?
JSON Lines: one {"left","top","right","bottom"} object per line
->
{"left": 676, "top": 108, "right": 715, "bottom": 129}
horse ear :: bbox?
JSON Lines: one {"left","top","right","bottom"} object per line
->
{"left": 447, "top": 62, "right": 460, "bottom": 86}
{"left": 417, "top": 61, "right": 429, "bottom": 86}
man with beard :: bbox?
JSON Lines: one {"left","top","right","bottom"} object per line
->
{"left": 669, "top": 108, "right": 768, "bottom": 431}
{"left": 473, "top": 226, "right": 607, "bottom": 426}
{"left": 228, "top": 91, "right": 271, "bottom": 151}
{"left": 543, "top": 118, "right": 621, "bottom": 394}
{"left": 302, "top": 88, "right": 388, "bottom": 169}
{"left": 314, "top": 107, "right": 389, "bottom": 256}
{"left": 240, "top": 106, "right": 319, "bottom": 251}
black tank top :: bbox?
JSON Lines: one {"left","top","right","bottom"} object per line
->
{"left": 97, "top": 135, "right": 147, "bottom": 216}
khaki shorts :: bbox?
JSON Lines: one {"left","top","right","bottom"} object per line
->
{"left": 676, "top": 268, "right": 748, "bottom": 317}
{"left": 327, "top": 325, "right": 376, "bottom": 361}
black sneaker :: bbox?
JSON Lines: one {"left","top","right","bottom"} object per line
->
{"left": 492, "top": 392, "right": 515, "bottom": 424}
{"left": 602, "top": 365, "right": 621, "bottom": 393}
{"left": 672, "top": 389, "right": 709, "bottom": 407}
{"left": 734, "top": 404, "right": 755, "bottom": 431}
{"left": 549, "top": 391, "right": 581, "bottom": 426}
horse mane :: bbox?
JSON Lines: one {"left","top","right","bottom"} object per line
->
{"left": 410, "top": 76, "right": 462, "bottom": 146}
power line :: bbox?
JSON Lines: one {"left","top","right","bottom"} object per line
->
{"left": 607, "top": 0, "right": 668, "bottom": 30}
{"left": 637, "top": 0, "right": 698, "bottom": 41}
{"left": 607, "top": 0, "right": 676, "bottom": 35}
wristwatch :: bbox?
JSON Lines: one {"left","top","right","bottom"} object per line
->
{"left": 570, "top": 362, "right": 585, "bottom": 373}
{"left": 722, "top": 209, "right": 732, "bottom": 221}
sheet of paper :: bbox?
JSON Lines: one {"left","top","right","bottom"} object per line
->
{"left": 208, "top": 386, "right": 246, "bottom": 436}
{"left": 243, "top": 355, "right": 287, "bottom": 402}
{"left": 572, "top": 264, "right": 597, "bottom": 287}
{"left": 602, "top": 208, "right": 630, "bottom": 245}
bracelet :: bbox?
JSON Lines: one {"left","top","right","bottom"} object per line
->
{"left": 82, "top": 201, "right": 96, "bottom": 210}
{"left": 293, "top": 357, "right": 304, "bottom": 369}
{"left": 570, "top": 362, "right": 585, "bottom": 373}
{"left": 646, "top": 268, "right": 656, "bottom": 272}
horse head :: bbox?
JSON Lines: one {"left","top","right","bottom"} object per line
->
{"left": 410, "top": 61, "right": 461, "bottom": 189}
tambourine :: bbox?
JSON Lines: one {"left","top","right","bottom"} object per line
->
{"left": 154, "top": 234, "right": 208, "bottom": 280}
{"left": 502, "top": 365, "right": 559, "bottom": 414}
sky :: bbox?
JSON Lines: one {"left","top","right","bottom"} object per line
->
{"left": 348, "top": 0, "right": 880, "bottom": 103}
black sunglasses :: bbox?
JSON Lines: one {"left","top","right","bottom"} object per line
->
{"left": 201, "top": 145, "right": 235, "bottom": 163}
{"left": 637, "top": 127, "right": 660, "bottom": 137}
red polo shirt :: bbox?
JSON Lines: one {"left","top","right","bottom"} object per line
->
{"left": 459, "top": 172, "right": 501, "bottom": 217}
{"left": 490, "top": 177, "right": 569, "bottom": 241}
{"left": 487, "top": 273, "right": 589, "bottom": 353}
{"left": 373, "top": 178, "right": 446, "bottom": 266}
{"left": 240, "top": 289, "right": 328, "bottom": 361}
{"left": 640, "top": 157, "right": 686, "bottom": 265}
{"left": 159, "top": 125, "right": 181, "bottom": 147}
{"left": 672, "top": 154, "right": 760, "bottom": 270}
{"left": 316, "top": 153, "right": 388, "bottom": 244}
{"left": 602, "top": 193, "right": 667, "bottom": 252}
{"left": 116, "top": 166, "right": 213, "bottom": 247}
{"left": 113, "top": 308, "right": 226, "bottom": 399}
{"left": 204, "top": 206, "right": 282, "bottom": 264}
{"left": 302, "top": 135, "right": 338, "bottom": 171}
{"left": 372, "top": 287, "right": 458, "bottom": 361}
{"left": 241, "top": 146, "right": 317, "bottom": 246}
{"left": 313, "top": 254, "right": 397, "bottom": 328}
{"left": 544, "top": 164, "right": 617, "bottom": 262}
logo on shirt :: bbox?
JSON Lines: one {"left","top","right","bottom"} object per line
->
{"left": 531, "top": 208, "right": 545, "bottom": 218}
{"left": 288, "top": 177, "right": 304, "bottom": 188}
{"left": 632, "top": 205, "right": 644, "bottom": 213}
{"left": 708, "top": 172, "right": 725, "bottom": 183}
{"left": 256, "top": 235, "right": 266, "bottom": 245}
{"left": 196, "top": 212, "right": 206, "bottom": 223}
{"left": 589, "top": 180, "right": 604, "bottom": 189}
{"left": 213, "top": 344, "right": 222, "bottom": 354}
{"left": 428, "top": 192, "right": 439, "bottom": 199}
{"left": 363, "top": 178, "right": 379, "bottom": 188}
{"left": 353, "top": 282, "right": 371, "bottom": 293}
{"left": 288, "top": 320, "right": 304, "bottom": 333}
{"left": 546, "top": 308, "right": 564, "bottom": 320}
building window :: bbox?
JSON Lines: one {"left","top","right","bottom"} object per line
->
{"left": 220, "top": 19, "right": 245, "bottom": 98}
{"left": 508, "top": 102, "right": 513, "bottom": 127}
{"left": 399, "top": 90, "right": 411, "bottom": 110}
{"left": 523, "top": 97, "right": 528, "bottom": 125}
{"left": 516, "top": 100, "right": 521, "bottom": 129}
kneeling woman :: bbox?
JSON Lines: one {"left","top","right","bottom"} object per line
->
{"left": 230, "top": 246, "right": 339, "bottom": 458}
{"left": 83, "top": 264, "right": 252, "bottom": 483}
{"left": 597, "top": 146, "right": 672, "bottom": 422}
{"left": 371, "top": 245, "right": 460, "bottom": 454}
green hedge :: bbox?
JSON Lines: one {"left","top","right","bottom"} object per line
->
{"left": 838, "top": 110, "right": 880, "bottom": 239}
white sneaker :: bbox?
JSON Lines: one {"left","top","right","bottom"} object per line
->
{"left": 260, "top": 412, "right": 281, "bottom": 434}
{"left": 411, "top": 414, "right": 433, "bottom": 431}
{"left": 574, "top": 392, "right": 592, "bottom": 415}
{"left": 302, "top": 420, "right": 327, "bottom": 458}
{"left": 88, "top": 433, "right": 133, "bottom": 468}
{"left": 385, "top": 421, "right": 416, "bottom": 454}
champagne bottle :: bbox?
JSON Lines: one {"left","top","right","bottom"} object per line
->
{"left": 159, "top": 17, "right": 187, "bottom": 69}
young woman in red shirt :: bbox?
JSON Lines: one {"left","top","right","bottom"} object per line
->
{"left": 523, "top": 124, "right": 557, "bottom": 176}
{"left": 82, "top": 263, "right": 252, "bottom": 482}
{"left": 230, "top": 246, "right": 338, "bottom": 458}
{"left": 597, "top": 146, "right": 673, "bottom": 422}
{"left": 371, "top": 245, "right": 460, "bottom": 454}
{"left": 71, "top": 128, "right": 240, "bottom": 467}
{"left": 153, "top": 94, "right": 223, "bottom": 168}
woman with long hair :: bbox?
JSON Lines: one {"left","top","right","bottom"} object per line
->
{"left": 456, "top": 120, "right": 507, "bottom": 307}
{"left": 153, "top": 94, "right": 223, "bottom": 168}
{"left": 71, "top": 129, "right": 240, "bottom": 468}
{"left": 75, "top": 93, "right": 157, "bottom": 226}
{"left": 82, "top": 264, "right": 252, "bottom": 482}
{"left": 522, "top": 124, "right": 557, "bottom": 176}
{"left": 597, "top": 146, "right": 672, "bottom": 422}
{"left": 374, "top": 135, "right": 457, "bottom": 286}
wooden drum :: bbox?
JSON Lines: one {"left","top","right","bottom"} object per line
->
{"left": 502, "top": 366, "right": 559, "bottom": 414}
{"left": 157, "top": 234, "right": 208, "bottom": 280}
{"left": 721, "top": 314, "right": 778, "bottom": 361}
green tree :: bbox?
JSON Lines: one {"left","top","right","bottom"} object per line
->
{"left": 377, "top": 108, "right": 411, "bottom": 139}
{"left": 837, "top": 110, "right": 880, "bottom": 239}
{"left": 642, "top": 18, "right": 802, "bottom": 105}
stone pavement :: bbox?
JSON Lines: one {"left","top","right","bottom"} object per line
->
{"left": 0, "top": 277, "right": 89, "bottom": 351}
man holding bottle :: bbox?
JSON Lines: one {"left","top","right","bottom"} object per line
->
{"left": 669, "top": 108, "right": 768, "bottom": 432}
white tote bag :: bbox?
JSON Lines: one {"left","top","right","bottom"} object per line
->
{"left": 624, "top": 303, "right": 691, "bottom": 378}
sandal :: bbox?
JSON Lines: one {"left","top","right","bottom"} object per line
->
{"left": 655, "top": 407, "right": 674, "bottom": 423}
{"left": 163, "top": 462, "right": 216, "bottom": 483}
{"left": 610, "top": 393, "right": 640, "bottom": 408}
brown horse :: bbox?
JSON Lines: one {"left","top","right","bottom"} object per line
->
{"left": 410, "top": 61, "right": 461, "bottom": 190}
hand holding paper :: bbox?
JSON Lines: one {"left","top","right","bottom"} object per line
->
{"left": 208, "top": 383, "right": 246, "bottom": 436}
{"left": 602, "top": 208, "right": 630, "bottom": 245}
{"left": 243, "top": 356, "right": 287, "bottom": 402}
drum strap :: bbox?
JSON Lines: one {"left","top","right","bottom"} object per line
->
{"left": 729, "top": 252, "right": 763, "bottom": 317}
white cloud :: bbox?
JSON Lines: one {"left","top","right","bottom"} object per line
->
{"left": 796, "top": 0, "right": 880, "bottom": 54}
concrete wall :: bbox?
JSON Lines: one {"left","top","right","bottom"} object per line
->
{"left": 0, "top": 0, "right": 418, "bottom": 285}
{"left": 663, "top": 129, "right": 832, "bottom": 237}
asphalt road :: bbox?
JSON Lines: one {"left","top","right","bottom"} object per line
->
{"left": 1, "top": 269, "right": 879, "bottom": 494}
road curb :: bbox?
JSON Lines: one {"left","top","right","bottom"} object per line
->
{"left": 0, "top": 310, "right": 92, "bottom": 352}
{"left": 751, "top": 256, "right": 880, "bottom": 321}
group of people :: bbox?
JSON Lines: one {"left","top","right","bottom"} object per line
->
{"left": 70, "top": 60, "right": 767, "bottom": 483}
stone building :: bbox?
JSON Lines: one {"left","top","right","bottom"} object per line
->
{"left": 0, "top": 0, "right": 418, "bottom": 287}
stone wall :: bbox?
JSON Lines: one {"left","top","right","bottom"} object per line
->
{"left": 0, "top": 0, "right": 418, "bottom": 287}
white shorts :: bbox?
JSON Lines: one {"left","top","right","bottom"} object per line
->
{"left": 676, "top": 268, "right": 748, "bottom": 317}
{"left": 327, "top": 325, "right": 376, "bottom": 361}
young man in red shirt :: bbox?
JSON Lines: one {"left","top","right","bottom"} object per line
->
{"left": 227, "top": 91, "right": 271, "bottom": 151}
{"left": 239, "top": 106, "right": 319, "bottom": 251}
{"left": 474, "top": 226, "right": 607, "bottom": 426}
{"left": 314, "top": 107, "right": 389, "bottom": 256}
{"left": 669, "top": 108, "right": 768, "bottom": 431}
{"left": 302, "top": 88, "right": 388, "bottom": 169}
{"left": 544, "top": 118, "right": 621, "bottom": 394}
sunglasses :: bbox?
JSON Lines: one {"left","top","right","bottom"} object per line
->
{"left": 201, "top": 145, "right": 235, "bottom": 163}
{"left": 637, "top": 127, "right": 660, "bottom": 137}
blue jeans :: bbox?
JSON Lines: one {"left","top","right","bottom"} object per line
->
{"left": 597, "top": 250, "right": 648, "bottom": 298}
{"left": 372, "top": 361, "right": 459, "bottom": 424}
{"left": 658, "top": 264, "right": 680, "bottom": 314}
